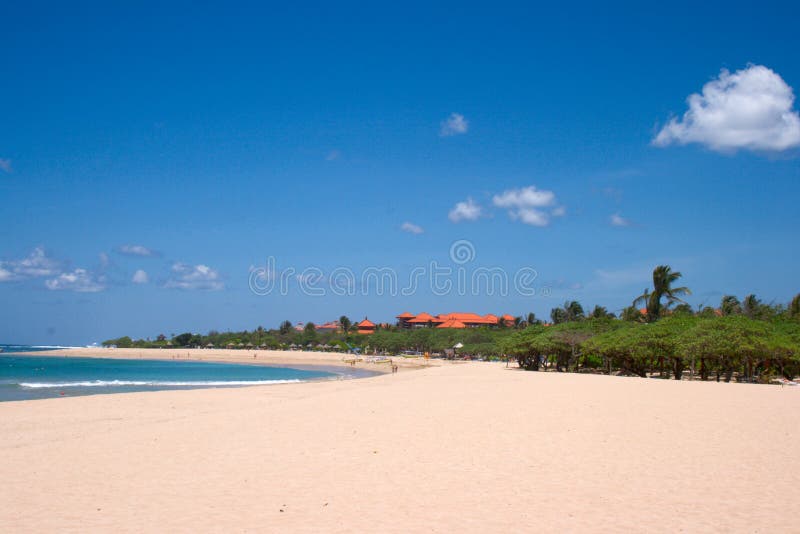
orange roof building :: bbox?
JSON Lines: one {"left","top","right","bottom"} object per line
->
{"left": 436, "top": 319, "right": 467, "bottom": 329}
{"left": 397, "top": 312, "right": 515, "bottom": 329}
{"left": 356, "top": 317, "right": 377, "bottom": 335}
{"left": 315, "top": 321, "right": 341, "bottom": 333}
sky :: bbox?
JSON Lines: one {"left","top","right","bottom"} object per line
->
{"left": 1, "top": 1, "right": 799, "bottom": 345}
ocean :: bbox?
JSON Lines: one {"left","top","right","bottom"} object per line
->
{"left": 0, "top": 345, "right": 348, "bottom": 402}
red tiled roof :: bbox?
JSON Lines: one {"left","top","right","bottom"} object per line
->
{"left": 403, "top": 311, "right": 518, "bottom": 325}
{"left": 357, "top": 318, "right": 376, "bottom": 328}
{"left": 437, "top": 319, "right": 467, "bottom": 329}
{"left": 438, "top": 312, "right": 496, "bottom": 324}
{"left": 407, "top": 312, "right": 444, "bottom": 323}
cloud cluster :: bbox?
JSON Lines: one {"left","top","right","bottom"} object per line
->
{"left": 132, "top": 269, "right": 149, "bottom": 284}
{"left": 400, "top": 222, "right": 424, "bottom": 234}
{"left": 0, "top": 158, "right": 11, "bottom": 173}
{"left": 0, "top": 247, "right": 60, "bottom": 281}
{"left": 117, "top": 244, "right": 158, "bottom": 257}
{"left": 45, "top": 269, "right": 106, "bottom": 293}
{"left": 654, "top": 64, "right": 800, "bottom": 152}
{"left": 492, "top": 186, "right": 563, "bottom": 227}
{"left": 165, "top": 263, "right": 224, "bottom": 290}
{"left": 448, "top": 186, "right": 564, "bottom": 227}
{"left": 448, "top": 198, "right": 482, "bottom": 222}
{"left": 440, "top": 113, "right": 469, "bottom": 137}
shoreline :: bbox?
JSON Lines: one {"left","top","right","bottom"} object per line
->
{"left": 16, "top": 346, "right": 436, "bottom": 374}
{"left": 2, "top": 352, "right": 799, "bottom": 531}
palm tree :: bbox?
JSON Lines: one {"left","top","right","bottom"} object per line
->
{"left": 633, "top": 265, "right": 691, "bottom": 322}
{"left": 339, "top": 316, "right": 352, "bottom": 337}
{"left": 590, "top": 305, "right": 614, "bottom": 319}
{"left": 279, "top": 320, "right": 293, "bottom": 335}
{"left": 526, "top": 312, "right": 536, "bottom": 326}
{"left": 720, "top": 295, "right": 742, "bottom": 316}
{"left": 742, "top": 294, "right": 762, "bottom": 319}
{"left": 790, "top": 293, "right": 800, "bottom": 318}
{"left": 514, "top": 316, "right": 523, "bottom": 329}
{"left": 550, "top": 307, "right": 567, "bottom": 324}
{"left": 564, "top": 301, "right": 585, "bottom": 322}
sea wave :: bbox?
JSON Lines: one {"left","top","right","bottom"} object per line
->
{"left": 19, "top": 379, "right": 303, "bottom": 389}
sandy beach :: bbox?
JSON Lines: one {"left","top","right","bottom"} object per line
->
{"left": 23, "top": 346, "right": 434, "bottom": 372}
{"left": 2, "top": 349, "right": 799, "bottom": 532}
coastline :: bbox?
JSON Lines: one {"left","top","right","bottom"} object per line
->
{"left": 1, "top": 352, "right": 799, "bottom": 531}
{"left": 20, "top": 347, "right": 435, "bottom": 375}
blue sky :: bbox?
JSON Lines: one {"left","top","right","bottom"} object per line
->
{"left": 2, "top": 2, "right": 799, "bottom": 344}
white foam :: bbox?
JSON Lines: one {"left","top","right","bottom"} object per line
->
{"left": 19, "top": 379, "right": 302, "bottom": 389}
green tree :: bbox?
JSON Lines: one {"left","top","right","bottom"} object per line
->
{"left": 720, "top": 295, "right": 742, "bottom": 316}
{"left": 173, "top": 332, "right": 193, "bottom": 347}
{"left": 742, "top": 294, "right": 763, "bottom": 319}
{"left": 339, "top": 316, "right": 352, "bottom": 336}
{"left": 550, "top": 307, "right": 567, "bottom": 325}
{"left": 791, "top": 294, "right": 800, "bottom": 319}
{"left": 590, "top": 305, "right": 614, "bottom": 319}
{"left": 633, "top": 265, "right": 691, "bottom": 322}
{"left": 279, "top": 320, "right": 293, "bottom": 335}
{"left": 621, "top": 305, "right": 643, "bottom": 322}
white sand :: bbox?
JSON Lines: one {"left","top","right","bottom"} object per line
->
{"left": 1, "top": 349, "right": 799, "bottom": 532}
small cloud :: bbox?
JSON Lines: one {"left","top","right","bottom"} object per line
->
{"left": 610, "top": 213, "right": 631, "bottom": 227}
{"left": 0, "top": 266, "right": 14, "bottom": 282}
{"left": 165, "top": 262, "right": 224, "bottom": 291}
{"left": 492, "top": 186, "right": 562, "bottom": 227}
{"left": 45, "top": 269, "right": 106, "bottom": 293}
{"left": 512, "top": 208, "right": 549, "bottom": 227}
{"left": 325, "top": 149, "right": 341, "bottom": 161}
{"left": 0, "top": 158, "right": 11, "bottom": 173}
{"left": 440, "top": 113, "right": 469, "bottom": 137}
{"left": 448, "top": 198, "right": 482, "bottom": 222}
{"left": 117, "top": 244, "right": 158, "bottom": 257}
{"left": 132, "top": 269, "right": 149, "bottom": 284}
{"left": 400, "top": 222, "right": 424, "bottom": 234}
{"left": 0, "top": 247, "right": 61, "bottom": 281}
{"left": 654, "top": 64, "right": 800, "bottom": 152}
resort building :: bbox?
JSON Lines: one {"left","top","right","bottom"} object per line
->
{"left": 356, "top": 318, "right": 377, "bottom": 335}
{"left": 315, "top": 321, "right": 341, "bottom": 333}
{"left": 396, "top": 312, "right": 516, "bottom": 329}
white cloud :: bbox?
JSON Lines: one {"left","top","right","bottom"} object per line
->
{"left": 132, "top": 269, "right": 149, "bottom": 284}
{"left": 118, "top": 244, "right": 158, "bottom": 257}
{"left": 0, "top": 266, "right": 14, "bottom": 282}
{"left": 492, "top": 186, "right": 561, "bottom": 227}
{"left": 654, "top": 64, "right": 800, "bottom": 152}
{"left": 325, "top": 149, "right": 341, "bottom": 161}
{"left": 45, "top": 269, "right": 105, "bottom": 293}
{"left": 165, "top": 262, "right": 223, "bottom": 290}
{"left": 0, "top": 247, "right": 60, "bottom": 281}
{"left": 440, "top": 113, "right": 469, "bottom": 137}
{"left": 448, "top": 198, "right": 482, "bottom": 222}
{"left": 610, "top": 213, "right": 631, "bottom": 227}
{"left": 400, "top": 222, "right": 424, "bottom": 234}
{"left": 0, "top": 158, "right": 11, "bottom": 173}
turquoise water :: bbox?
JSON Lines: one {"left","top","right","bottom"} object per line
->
{"left": 0, "top": 348, "right": 346, "bottom": 402}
